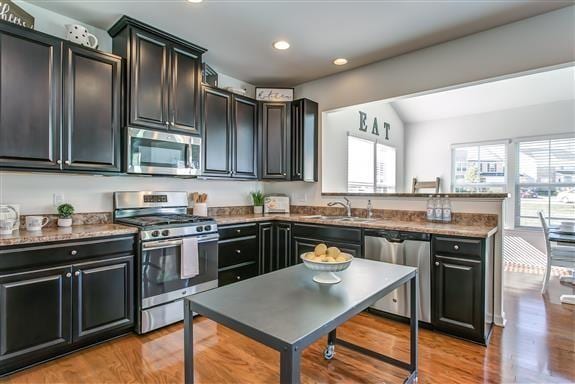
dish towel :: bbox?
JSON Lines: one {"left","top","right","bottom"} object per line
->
{"left": 181, "top": 237, "right": 200, "bottom": 279}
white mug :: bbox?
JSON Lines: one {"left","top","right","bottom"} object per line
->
{"left": 0, "top": 218, "right": 15, "bottom": 235}
{"left": 66, "top": 24, "right": 98, "bottom": 49}
{"left": 26, "top": 216, "right": 49, "bottom": 232}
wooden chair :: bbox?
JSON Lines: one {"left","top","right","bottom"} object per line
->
{"left": 412, "top": 177, "right": 440, "bottom": 193}
{"left": 538, "top": 211, "right": 575, "bottom": 294}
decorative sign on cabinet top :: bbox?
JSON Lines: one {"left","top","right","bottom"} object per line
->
{"left": 256, "top": 87, "right": 294, "bottom": 102}
{"left": 0, "top": 0, "right": 34, "bottom": 29}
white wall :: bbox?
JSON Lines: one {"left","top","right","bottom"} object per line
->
{"left": 322, "top": 100, "right": 404, "bottom": 192}
{"left": 0, "top": 173, "right": 262, "bottom": 215}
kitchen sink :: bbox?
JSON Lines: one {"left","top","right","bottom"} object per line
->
{"left": 302, "top": 215, "right": 378, "bottom": 222}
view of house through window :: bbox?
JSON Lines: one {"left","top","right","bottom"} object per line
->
{"left": 452, "top": 142, "right": 507, "bottom": 192}
{"left": 517, "top": 136, "right": 575, "bottom": 227}
{"left": 347, "top": 135, "right": 396, "bottom": 193}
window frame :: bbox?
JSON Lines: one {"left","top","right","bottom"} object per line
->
{"left": 514, "top": 133, "right": 575, "bottom": 228}
{"left": 346, "top": 133, "right": 397, "bottom": 193}
{"left": 450, "top": 139, "right": 509, "bottom": 193}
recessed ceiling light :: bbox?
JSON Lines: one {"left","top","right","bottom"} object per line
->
{"left": 187, "top": 0, "right": 203, "bottom": 3}
{"left": 333, "top": 58, "right": 348, "bottom": 66}
{"left": 273, "top": 40, "right": 290, "bottom": 50}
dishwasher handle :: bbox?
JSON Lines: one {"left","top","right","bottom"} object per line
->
{"left": 364, "top": 229, "right": 431, "bottom": 242}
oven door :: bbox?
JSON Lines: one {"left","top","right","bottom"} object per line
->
{"left": 127, "top": 127, "right": 201, "bottom": 176}
{"left": 140, "top": 233, "right": 218, "bottom": 309}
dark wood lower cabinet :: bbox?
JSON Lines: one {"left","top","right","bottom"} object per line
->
{"left": 258, "top": 222, "right": 274, "bottom": 274}
{"left": 73, "top": 256, "right": 134, "bottom": 341}
{"left": 431, "top": 236, "right": 493, "bottom": 344}
{"left": 0, "top": 236, "right": 135, "bottom": 376}
{"left": 0, "top": 266, "right": 72, "bottom": 363}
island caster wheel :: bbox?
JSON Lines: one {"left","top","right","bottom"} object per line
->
{"left": 324, "top": 345, "right": 335, "bottom": 360}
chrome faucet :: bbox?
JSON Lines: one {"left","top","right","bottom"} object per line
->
{"left": 328, "top": 197, "right": 352, "bottom": 217}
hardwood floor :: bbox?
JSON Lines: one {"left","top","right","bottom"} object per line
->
{"left": 2, "top": 271, "right": 573, "bottom": 384}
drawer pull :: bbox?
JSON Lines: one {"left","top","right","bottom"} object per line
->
{"left": 435, "top": 261, "right": 440, "bottom": 266}
{"left": 236, "top": 229, "right": 241, "bottom": 234}
{"left": 70, "top": 250, "right": 78, "bottom": 256}
{"left": 235, "top": 249, "right": 241, "bottom": 254}
{"left": 453, "top": 245, "right": 460, "bottom": 251}
{"left": 236, "top": 276, "right": 241, "bottom": 280}
{"left": 74, "top": 271, "right": 80, "bottom": 277}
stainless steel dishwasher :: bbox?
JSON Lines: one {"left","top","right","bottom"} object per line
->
{"left": 364, "top": 229, "right": 431, "bottom": 323}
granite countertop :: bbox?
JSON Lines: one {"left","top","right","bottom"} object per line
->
{"left": 0, "top": 224, "right": 138, "bottom": 247}
{"left": 213, "top": 214, "right": 498, "bottom": 238}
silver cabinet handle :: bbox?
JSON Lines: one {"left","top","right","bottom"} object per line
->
{"left": 171, "top": 122, "right": 175, "bottom": 126}
{"left": 65, "top": 272, "right": 72, "bottom": 278}
{"left": 165, "top": 121, "right": 169, "bottom": 126}
{"left": 236, "top": 229, "right": 241, "bottom": 234}
{"left": 236, "top": 276, "right": 241, "bottom": 280}
{"left": 235, "top": 249, "right": 241, "bottom": 254}
{"left": 70, "top": 250, "right": 78, "bottom": 256}
{"left": 435, "top": 261, "right": 440, "bottom": 266}
{"left": 74, "top": 271, "right": 80, "bottom": 277}
{"left": 283, "top": 173, "right": 286, "bottom": 176}
{"left": 453, "top": 245, "right": 460, "bottom": 251}
{"left": 57, "top": 160, "right": 62, "bottom": 165}
{"left": 65, "top": 160, "right": 71, "bottom": 165}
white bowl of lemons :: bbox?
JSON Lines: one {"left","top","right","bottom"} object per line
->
{"left": 300, "top": 243, "right": 353, "bottom": 284}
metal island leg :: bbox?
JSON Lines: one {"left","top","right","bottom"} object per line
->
{"left": 280, "top": 346, "right": 301, "bottom": 384}
{"left": 184, "top": 300, "right": 194, "bottom": 384}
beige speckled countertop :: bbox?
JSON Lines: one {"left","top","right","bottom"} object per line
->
{"left": 213, "top": 214, "right": 498, "bottom": 238}
{"left": 0, "top": 224, "right": 138, "bottom": 247}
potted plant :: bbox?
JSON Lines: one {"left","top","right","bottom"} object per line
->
{"left": 57, "top": 203, "right": 75, "bottom": 227}
{"left": 250, "top": 191, "right": 265, "bottom": 215}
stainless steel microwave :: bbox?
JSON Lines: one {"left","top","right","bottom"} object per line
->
{"left": 127, "top": 127, "right": 201, "bottom": 176}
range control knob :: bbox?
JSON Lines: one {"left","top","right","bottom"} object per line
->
{"left": 196, "top": 226, "right": 204, "bottom": 232}
{"left": 151, "top": 230, "right": 160, "bottom": 238}
{"left": 204, "top": 225, "right": 212, "bottom": 232}
{"left": 161, "top": 229, "right": 170, "bottom": 237}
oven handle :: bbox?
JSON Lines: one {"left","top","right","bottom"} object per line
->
{"left": 142, "top": 234, "right": 219, "bottom": 251}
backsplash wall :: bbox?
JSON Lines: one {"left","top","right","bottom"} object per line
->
{"left": 0, "top": 172, "right": 262, "bottom": 215}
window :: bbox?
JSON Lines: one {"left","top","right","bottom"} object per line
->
{"left": 347, "top": 135, "right": 396, "bottom": 193}
{"left": 516, "top": 136, "right": 575, "bottom": 227}
{"left": 452, "top": 142, "right": 507, "bottom": 193}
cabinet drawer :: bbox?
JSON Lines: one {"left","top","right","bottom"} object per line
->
{"left": 292, "top": 223, "right": 361, "bottom": 244}
{"left": 0, "top": 236, "right": 136, "bottom": 272}
{"left": 218, "top": 263, "right": 258, "bottom": 287}
{"left": 219, "top": 223, "right": 258, "bottom": 240}
{"left": 218, "top": 236, "right": 258, "bottom": 268}
{"left": 433, "top": 236, "right": 482, "bottom": 258}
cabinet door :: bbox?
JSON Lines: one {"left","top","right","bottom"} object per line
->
{"left": 72, "top": 256, "right": 134, "bottom": 342}
{"left": 301, "top": 99, "right": 318, "bottom": 182}
{"left": 292, "top": 237, "right": 362, "bottom": 266}
{"left": 202, "top": 86, "right": 232, "bottom": 176}
{"left": 432, "top": 254, "right": 483, "bottom": 340}
{"left": 62, "top": 45, "right": 122, "bottom": 172}
{"left": 275, "top": 223, "right": 292, "bottom": 269}
{"left": 0, "top": 266, "right": 72, "bottom": 363}
{"left": 290, "top": 100, "right": 303, "bottom": 180}
{"left": 0, "top": 24, "right": 61, "bottom": 169}
{"left": 130, "top": 29, "right": 169, "bottom": 129}
{"left": 169, "top": 45, "right": 200, "bottom": 134}
{"left": 260, "top": 102, "right": 290, "bottom": 179}
{"left": 259, "top": 223, "right": 274, "bottom": 274}
{"left": 232, "top": 95, "right": 258, "bottom": 178}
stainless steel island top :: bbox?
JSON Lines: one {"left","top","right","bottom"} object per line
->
{"left": 184, "top": 258, "right": 419, "bottom": 384}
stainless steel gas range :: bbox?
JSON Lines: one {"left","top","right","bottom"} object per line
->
{"left": 113, "top": 191, "right": 218, "bottom": 334}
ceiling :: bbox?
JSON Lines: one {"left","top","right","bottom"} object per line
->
{"left": 391, "top": 66, "right": 575, "bottom": 124}
{"left": 29, "top": 0, "right": 572, "bottom": 86}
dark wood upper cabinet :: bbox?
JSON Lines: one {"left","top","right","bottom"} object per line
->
{"left": 291, "top": 99, "right": 318, "bottom": 182}
{"left": 62, "top": 44, "right": 122, "bottom": 172}
{"left": 232, "top": 95, "right": 258, "bottom": 179}
{"left": 0, "top": 23, "right": 61, "bottom": 170}
{"left": 202, "top": 86, "right": 232, "bottom": 176}
{"left": 130, "top": 30, "right": 170, "bottom": 129}
{"left": 109, "top": 16, "right": 206, "bottom": 135}
{"left": 260, "top": 102, "right": 290, "bottom": 179}
{"left": 170, "top": 46, "right": 200, "bottom": 134}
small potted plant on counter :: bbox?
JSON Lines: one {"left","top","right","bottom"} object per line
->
{"left": 57, "top": 203, "right": 75, "bottom": 227}
{"left": 250, "top": 191, "right": 265, "bottom": 215}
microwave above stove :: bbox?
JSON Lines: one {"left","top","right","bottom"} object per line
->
{"left": 127, "top": 127, "right": 201, "bottom": 176}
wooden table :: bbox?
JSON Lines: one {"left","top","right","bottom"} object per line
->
{"left": 549, "top": 228, "right": 575, "bottom": 305}
{"left": 184, "top": 259, "right": 419, "bottom": 384}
